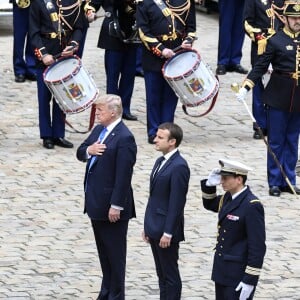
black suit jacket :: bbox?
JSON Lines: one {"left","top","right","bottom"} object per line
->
{"left": 77, "top": 121, "right": 137, "bottom": 220}
{"left": 144, "top": 151, "right": 190, "bottom": 242}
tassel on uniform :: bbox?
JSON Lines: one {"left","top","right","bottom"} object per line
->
{"left": 257, "top": 38, "right": 267, "bottom": 55}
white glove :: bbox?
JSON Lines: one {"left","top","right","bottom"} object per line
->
{"left": 236, "top": 87, "right": 248, "bottom": 102}
{"left": 206, "top": 168, "right": 221, "bottom": 186}
{"left": 235, "top": 282, "right": 254, "bottom": 300}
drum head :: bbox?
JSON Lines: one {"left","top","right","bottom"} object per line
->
{"left": 44, "top": 57, "right": 80, "bottom": 82}
{"left": 164, "top": 50, "right": 199, "bottom": 78}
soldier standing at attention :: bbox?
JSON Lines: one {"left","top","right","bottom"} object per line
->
{"left": 236, "top": 0, "right": 300, "bottom": 197}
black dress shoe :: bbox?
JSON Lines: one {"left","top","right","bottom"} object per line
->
{"left": 216, "top": 65, "right": 227, "bottom": 75}
{"left": 253, "top": 131, "right": 262, "bottom": 139}
{"left": 43, "top": 138, "right": 54, "bottom": 149}
{"left": 269, "top": 186, "right": 281, "bottom": 197}
{"left": 280, "top": 185, "right": 300, "bottom": 195}
{"left": 148, "top": 135, "right": 156, "bottom": 144}
{"left": 15, "top": 74, "right": 26, "bottom": 83}
{"left": 135, "top": 70, "right": 144, "bottom": 77}
{"left": 122, "top": 113, "right": 138, "bottom": 121}
{"left": 228, "top": 64, "right": 248, "bottom": 74}
{"left": 53, "top": 138, "right": 74, "bottom": 148}
{"left": 26, "top": 73, "right": 37, "bottom": 81}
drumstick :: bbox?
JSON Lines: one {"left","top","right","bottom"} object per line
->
{"left": 231, "top": 82, "right": 298, "bottom": 196}
{"left": 172, "top": 37, "right": 198, "bottom": 53}
{"left": 53, "top": 46, "right": 76, "bottom": 60}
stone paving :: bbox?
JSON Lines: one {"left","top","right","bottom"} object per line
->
{"left": 1, "top": 9, "right": 300, "bottom": 300}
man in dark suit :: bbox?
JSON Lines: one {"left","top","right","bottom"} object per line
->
{"left": 142, "top": 122, "right": 190, "bottom": 300}
{"left": 77, "top": 94, "right": 137, "bottom": 300}
{"left": 201, "top": 158, "right": 266, "bottom": 300}
{"left": 85, "top": 0, "right": 138, "bottom": 121}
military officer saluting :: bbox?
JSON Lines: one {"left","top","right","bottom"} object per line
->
{"left": 201, "top": 158, "right": 266, "bottom": 300}
{"left": 136, "top": 0, "right": 197, "bottom": 144}
{"left": 29, "top": 0, "right": 86, "bottom": 149}
{"left": 237, "top": 0, "right": 300, "bottom": 197}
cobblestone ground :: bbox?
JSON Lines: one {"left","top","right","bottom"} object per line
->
{"left": 0, "top": 9, "right": 300, "bottom": 300}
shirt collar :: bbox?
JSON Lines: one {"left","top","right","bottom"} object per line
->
{"left": 163, "top": 148, "right": 178, "bottom": 161}
{"left": 231, "top": 186, "right": 247, "bottom": 200}
{"left": 106, "top": 118, "right": 122, "bottom": 133}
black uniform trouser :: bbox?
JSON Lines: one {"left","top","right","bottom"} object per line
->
{"left": 215, "top": 282, "right": 255, "bottom": 300}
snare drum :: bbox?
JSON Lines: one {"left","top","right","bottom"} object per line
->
{"left": 162, "top": 49, "right": 219, "bottom": 109}
{"left": 44, "top": 56, "right": 99, "bottom": 114}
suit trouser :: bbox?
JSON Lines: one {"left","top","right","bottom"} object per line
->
{"left": 104, "top": 48, "right": 137, "bottom": 115}
{"left": 215, "top": 283, "right": 255, "bottom": 300}
{"left": 36, "top": 67, "right": 65, "bottom": 139}
{"left": 12, "top": 5, "right": 36, "bottom": 76}
{"left": 92, "top": 219, "right": 129, "bottom": 300}
{"left": 267, "top": 106, "right": 300, "bottom": 187}
{"left": 217, "top": 0, "right": 245, "bottom": 66}
{"left": 252, "top": 80, "right": 267, "bottom": 131}
{"left": 144, "top": 71, "right": 178, "bottom": 137}
{"left": 149, "top": 238, "right": 181, "bottom": 300}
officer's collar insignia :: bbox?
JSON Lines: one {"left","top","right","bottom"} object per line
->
{"left": 286, "top": 44, "right": 294, "bottom": 50}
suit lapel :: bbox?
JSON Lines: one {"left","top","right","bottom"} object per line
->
{"left": 150, "top": 151, "right": 180, "bottom": 189}
{"left": 89, "top": 122, "right": 123, "bottom": 169}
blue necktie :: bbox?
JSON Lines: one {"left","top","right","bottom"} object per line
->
{"left": 88, "top": 127, "right": 107, "bottom": 170}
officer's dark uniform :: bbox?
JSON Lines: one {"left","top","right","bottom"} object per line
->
{"left": 201, "top": 180, "right": 266, "bottom": 300}
{"left": 86, "top": 0, "right": 138, "bottom": 120}
{"left": 11, "top": 0, "right": 36, "bottom": 82}
{"left": 242, "top": 4, "right": 300, "bottom": 194}
{"left": 136, "top": 0, "right": 196, "bottom": 142}
{"left": 243, "top": 0, "right": 284, "bottom": 138}
{"left": 29, "top": 0, "right": 85, "bottom": 147}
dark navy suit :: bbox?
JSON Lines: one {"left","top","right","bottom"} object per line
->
{"left": 88, "top": 0, "right": 137, "bottom": 116}
{"left": 12, "top": 1, "right": 36, "bottom": 77}
{"left": 244, "top": 29, "right": 300, "bottom": 189}
{"left": 144, "top": 150, "right": 190, "bottom": 299}
{"left": 77, "top": 121, "right": 137, "bottom": 300}
{"left": 201, "top": 180, "right": 266, "bottom": 300}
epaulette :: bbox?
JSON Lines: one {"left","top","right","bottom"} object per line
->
{"left": 250, "top": 199, "right": 260, "bottom": 203}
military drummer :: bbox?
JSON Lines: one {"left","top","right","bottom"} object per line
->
{"left": 201, "top": 158, "right": 266, "bottom": 300}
